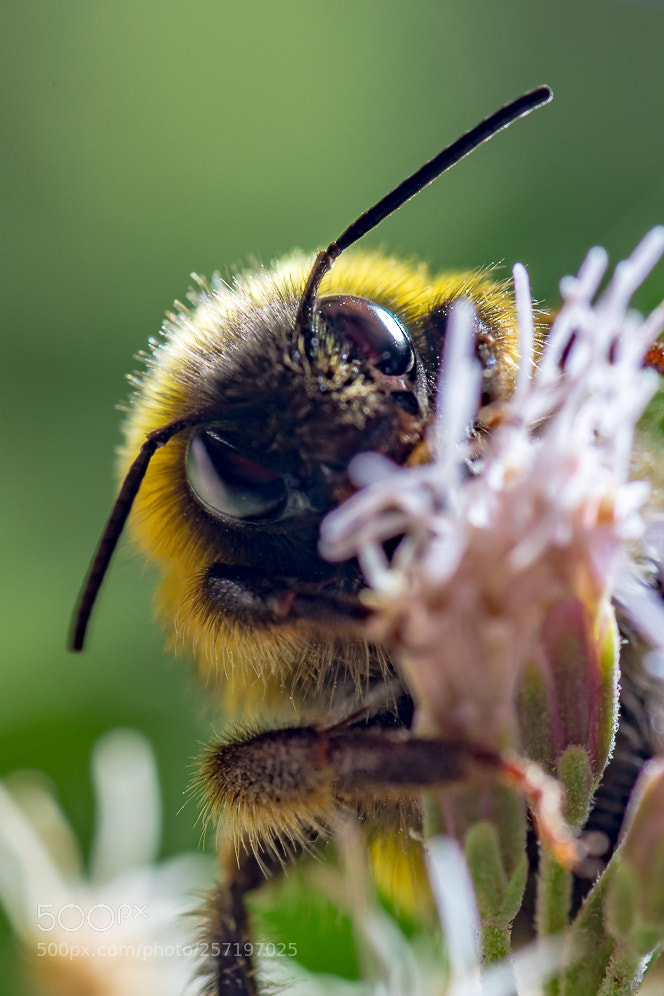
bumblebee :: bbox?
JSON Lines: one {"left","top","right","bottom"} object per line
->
{"left": 71, "top": 87, "right": 663, "bottom": 994}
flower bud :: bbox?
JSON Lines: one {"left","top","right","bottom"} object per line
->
{"left": 605, "top": 759, "right": 664, "bottom": 951}
{"left": 517, "top": 596, "right": 620, "bottom": 822}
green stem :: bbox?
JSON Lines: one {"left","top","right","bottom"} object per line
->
{"left": 559, "top": 865, "right": 616, "bottom": 996}
{"left": 596, "top": 944, "right": 647, "bottom": 996}
{"left": 537, "top": 849, "right": 572, "bottom": 937}
{"left": 536, "top": 848, "right": 571, "bottom": 996}
{"left": 481, "top": 920, "right": 512, "bottom": 964}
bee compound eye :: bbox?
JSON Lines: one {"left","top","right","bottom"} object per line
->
{"left": 316, "top": 296, "right": 414, "bottom": 377}
{"left": 186, "top": 430, "right": 288, "bottom": 522}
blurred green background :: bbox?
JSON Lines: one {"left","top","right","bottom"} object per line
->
{"left": 2, "top": 0, "right": 664, "bottom": 990}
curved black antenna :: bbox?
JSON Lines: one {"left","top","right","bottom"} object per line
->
{"left": 293, "top": 85, "right": 553, "bottom": 349}
{"left": 70, "top": 408, "right": 219, "bottom": 651}
{"left": 73, "top": 86, "right": 552, "bottom": 652}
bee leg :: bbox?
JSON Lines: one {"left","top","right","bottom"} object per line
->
{"left": 199, "top": 846, "right": 288, "bottom": 996}
{"left": 196, "top": 725, "right": 511, "bottom": 995}
{"left": 200, "top": 724, "right": 485, "bottom": 849}
{"left": 196, "top": 725, "right": 487, "bottom": 992}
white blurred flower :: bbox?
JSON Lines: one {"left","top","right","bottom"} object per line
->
{"left": 260, "top": 834, "right": 561, "bottom": 996}
{"left": 0, "top": 729, "right": 213, "bottom": 996}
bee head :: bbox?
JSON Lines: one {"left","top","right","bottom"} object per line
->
{"left": 70, "top": 87, "right": 552, "bottom": 665}
{"left": 118, "top": 256, "right": 432, "bottom": 654}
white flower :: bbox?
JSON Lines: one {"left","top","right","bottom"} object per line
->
{"left": 320, "top": 229, "right": 664, "bottom": 748}
{"left": 0, "top": 729, "right": 213, "bottom": 996}
{"left": 260, "top": 833, "right": 562, "bottom": 996}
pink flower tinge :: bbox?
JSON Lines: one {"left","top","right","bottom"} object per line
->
{"left": 321, "top": 230, "right": 664, "bottom": 799}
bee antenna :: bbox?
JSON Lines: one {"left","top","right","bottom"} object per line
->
{"left": 293, "top": 85, "right": 553, "bottom": 350}
{"left": 70, "top": 408, "right": 218, "bottom": 652}
{"left": 73, "top": 87, "right": 553, "bottom": 652}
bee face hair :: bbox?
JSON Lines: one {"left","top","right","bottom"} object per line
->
{"left": 115, "top": 253, "right": 526, "bottom": 708}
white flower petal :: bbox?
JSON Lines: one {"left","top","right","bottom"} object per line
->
{"left": 426, "top": 836, "right": 481, "bottom": 989}
{"left": 0, "top": 781, "right": 71, "bottom": 936}
{"left": 89, "top": 729, "right": 162, "bottom": 882}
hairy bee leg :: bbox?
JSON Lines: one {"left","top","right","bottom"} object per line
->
{"left": 199, "top": 725, "right": 498, "bottom": 856}
{"left": 200, "top": 847, "right": 287, "bottom": 996}
{"left": 197, "top": 728, "right": 492, "bottom": 994}
{"left": 198, "top": 727, "right": 582, "bottom": 994}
